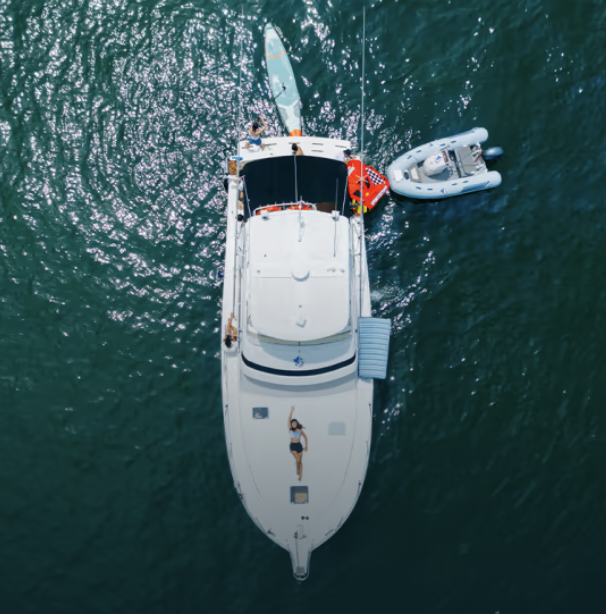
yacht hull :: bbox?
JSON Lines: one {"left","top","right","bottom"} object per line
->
{"left": 220, "top": 139, "right": 373, "bottom": 580}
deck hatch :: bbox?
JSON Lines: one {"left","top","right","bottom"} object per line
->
{"left": 328, "top": 422, "right": 346, "bottom": 435}
{"left": 291, "top": 486, "right": 309, "bottom": 504}
{"left": 253, "top": 407, "right": 269, "bottom": 419}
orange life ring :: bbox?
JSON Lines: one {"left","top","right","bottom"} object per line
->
{"left": 287, "top": 205, "right": 312, "bottom": 211}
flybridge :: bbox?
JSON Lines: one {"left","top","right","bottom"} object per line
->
{"left": 247, "top": 211, "right": 351, "bottom": 343}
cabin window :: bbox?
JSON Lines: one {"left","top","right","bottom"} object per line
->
{"left": 253, "top": 407, "right": 268, "bottom": 419}
{"left": 291, "top": 486, "right": 309, "bottom": 504}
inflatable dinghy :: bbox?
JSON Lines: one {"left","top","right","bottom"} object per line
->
{"left": 346, "top": 159, "right": 390, "bottom": 215}
{"left": 386, "top": 128, "right": 502, "bottom": 200}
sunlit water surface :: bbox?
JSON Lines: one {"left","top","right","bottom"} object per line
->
{"left": 1, "top": 0, "right": 605, "bottom": 612}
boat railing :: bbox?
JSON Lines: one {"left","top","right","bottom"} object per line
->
{"left": 251, "top": 201, "right": 318, "bottom": 216}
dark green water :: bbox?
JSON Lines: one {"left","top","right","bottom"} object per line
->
{"left": 1, "top": 0, "right": 605, "bottom": 612}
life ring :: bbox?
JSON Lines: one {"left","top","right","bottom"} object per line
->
{"left": 287, "top": 204, "right": 312, "bottom": 211}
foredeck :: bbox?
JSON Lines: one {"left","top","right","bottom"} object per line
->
{"left": 222, "top": 354, "right": 373, "bottom": 573}
{"left": 247, "top": 211, "right": 351, "bottom": 343}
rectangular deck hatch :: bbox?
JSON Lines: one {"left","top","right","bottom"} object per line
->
{"left": 328, "top": 422, "right": 346, "bottom": 435}
{"left": 291, "top": 486, "right": 309, "bottom": 504}
{"left": 253, "top": 407, "right": 268, "bottom": 419}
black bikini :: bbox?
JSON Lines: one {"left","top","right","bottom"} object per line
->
{"left": 290, "top": 430, "right": 303, "bottom": 454}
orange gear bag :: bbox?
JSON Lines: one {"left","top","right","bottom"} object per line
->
{"left": 346, "top": 159, "right": 390, "bottom": 214}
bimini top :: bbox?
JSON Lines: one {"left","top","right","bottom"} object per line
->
{"left": 241, "top": 156, "right": 350, "bottom": 216}
{"left": 247, "top": 210, "right": 351, "bottom": 343}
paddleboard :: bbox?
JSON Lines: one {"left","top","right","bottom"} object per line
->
{"left": 264, "top": 23, "right": 302, "bottom": 137}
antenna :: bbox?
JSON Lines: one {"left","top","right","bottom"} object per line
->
{"left": 358, "top": 5, "right": 366, "bottom": 317}
{"left": 243, "top": 177, "right": 252, "bottom": 218}
{"left": 292, "top": 154, "right": 305, "bottom": 241}
{"left": 334, "top": 179, "right": 339, "bottom": 257}
{"left": 231, "top": 6, "right": 246, "bottom": 318}
{"left": 293, "top": 154, "right": 299, "bottom": 203}
{"left": 335, "top": 179, "right": 338, "bottom": 212}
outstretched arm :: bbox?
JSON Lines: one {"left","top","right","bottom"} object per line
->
{"left": 288, "top": 406, "right": 294, "bottom": 432}
{"left": 301, "top": 430, "right": 308, "bottom": 451}
{"left": 259, "top": 116, "right": 267, "bottom": 133}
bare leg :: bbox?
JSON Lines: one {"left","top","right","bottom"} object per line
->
{"left": 243, "top": 141, "right": 250, "bottom": 149}
{"left": 295, "top": 452, "right": 303, "bottom": 480}
{"left": 290, "top": 450, "right": 299, "bottom": 477}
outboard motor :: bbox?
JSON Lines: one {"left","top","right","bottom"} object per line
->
{"left": 483, "top": 146, "right": 504, "bottom": 161}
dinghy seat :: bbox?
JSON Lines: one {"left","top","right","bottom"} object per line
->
{"left": 408, "top": 165, "right": 421, "bottom": 182}
{"left": 454, "top": 146, "right": 479, "bottom": 176}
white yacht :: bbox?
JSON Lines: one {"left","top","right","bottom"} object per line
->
{"left": 220, "top": 136, "right": 390, "bottom": 580}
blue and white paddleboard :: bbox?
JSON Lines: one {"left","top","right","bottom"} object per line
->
{"left": 264, "top": 23, "right": 302, "bottom": 136}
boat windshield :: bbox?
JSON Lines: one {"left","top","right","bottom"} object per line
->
{"left": 240, "top": 156, "right": 351, "bottom": 219}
